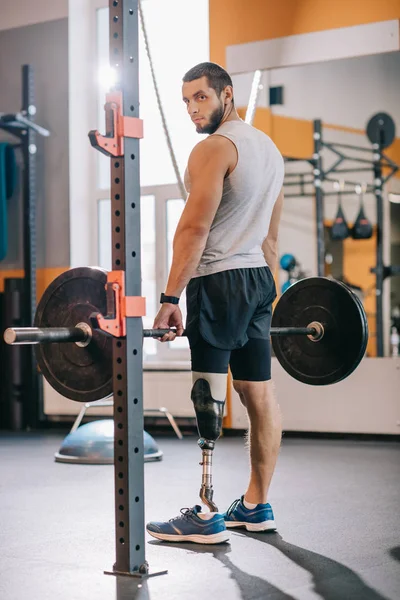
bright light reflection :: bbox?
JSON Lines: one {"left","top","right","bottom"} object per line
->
{"left": 98, "top": 65, "right": 117, "bottom": 89}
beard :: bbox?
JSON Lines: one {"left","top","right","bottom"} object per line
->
{"left": 196, "top": 102, "right": 224, "bottom": 134}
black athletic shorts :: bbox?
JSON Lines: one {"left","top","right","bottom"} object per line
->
{"left": 185, "top": 266, "right": 277, "bottom": 381}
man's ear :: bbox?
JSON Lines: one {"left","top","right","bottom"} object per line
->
{"left": 224, "top": 85, "right": 234, "bottom": 105}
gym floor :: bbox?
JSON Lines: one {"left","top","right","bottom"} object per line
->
{"left": 1, "top": 431, "right": 399, "bottom": 600}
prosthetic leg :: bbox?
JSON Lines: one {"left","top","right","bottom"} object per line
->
{"left": 191, "top": 377, "right": 225, "bottom": 512}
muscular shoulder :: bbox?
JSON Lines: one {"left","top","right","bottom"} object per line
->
{"left": 188, "top": 135, "right": 237, "bottom": 176}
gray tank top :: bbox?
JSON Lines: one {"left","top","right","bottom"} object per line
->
{"left": 187, "top": 119, "right": 284, "bottom": 277}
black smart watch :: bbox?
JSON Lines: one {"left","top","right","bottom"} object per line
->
{"left": 160, "top": 293, "right": 180, "bottom": 305}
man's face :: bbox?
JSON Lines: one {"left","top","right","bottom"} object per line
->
{"left": 182, "top": 76, "right": 225, "bottom": 135}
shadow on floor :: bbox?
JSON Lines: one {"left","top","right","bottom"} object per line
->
{"left": 389, "top": 546, "right": 400, "bottom": 562}
{"left": 148, "top": 537, "right": 296, "bottom": 600}
{"left": 240, "top": 531, "right": 389, "bottom": 600}
{"left": 146, "top": 530, "right": 391, "bottom": 600}
{"left": 113, "top": 534, "right": 392, "bottom": 600}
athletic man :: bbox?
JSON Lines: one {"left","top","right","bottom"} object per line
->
{"left": 146, "top": 62, "right": 285, "bottom": 544}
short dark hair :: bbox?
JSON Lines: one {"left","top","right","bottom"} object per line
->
{"left": 182, "top": 62, "right": 233, "bottom": 98}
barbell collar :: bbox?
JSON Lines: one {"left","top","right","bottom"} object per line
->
{"left": 75, "top": 322, "right": 93, "bottom": 347}
{"left": 306, "top": 321, "right": 325, "bottom": 342}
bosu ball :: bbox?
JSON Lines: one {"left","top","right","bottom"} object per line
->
{"left": 54, "top": 400, "right": 163, "bottom": 464}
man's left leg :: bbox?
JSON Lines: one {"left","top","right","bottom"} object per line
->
{"left": 233, "top": 378, "right": 282, "bottom": 504}
{"left": 223, "top": 337, "right": 281, "bottom": 532}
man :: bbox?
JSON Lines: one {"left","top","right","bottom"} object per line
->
{"left": 146, "top": 62, "right": 285, "bottom": 544}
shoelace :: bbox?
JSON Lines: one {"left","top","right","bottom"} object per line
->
{"left": 226, "top": 498, "right": 241, "bottom": 516}
{"left": 168, "top": 507, "right": 195, "bottom": 522}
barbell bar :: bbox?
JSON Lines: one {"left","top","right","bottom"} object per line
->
{"left": 4, "top": 324, "right": 321, "bottom": 345}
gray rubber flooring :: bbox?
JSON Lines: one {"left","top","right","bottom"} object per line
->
{"left": 0, "top": 432, "right": 399, "bottom": 600}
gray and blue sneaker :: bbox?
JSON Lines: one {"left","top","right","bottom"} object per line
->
{"left": 223, "top": 496, "right": 277, "bottom": 532}
{"left": 146, "top": 505, "right": 230, "bottom": 544}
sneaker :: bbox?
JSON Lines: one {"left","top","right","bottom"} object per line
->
{"left": 223, "top": 496, "right": 276, "bottom": 532}
{"left": 146, "top": 505, "right": 230, "bottom": 544}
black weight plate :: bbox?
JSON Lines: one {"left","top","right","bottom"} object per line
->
{"left": 271, "top": 277, "right": 368, "bottom": 386}
{"left": 34, "top": 267, "right": 113, "bottom": 402}
{"left": 351, "top": 290, "right": 369, "bottom": 367}
{"left": 366, "top": 112, "right": 395, "bottom": 149}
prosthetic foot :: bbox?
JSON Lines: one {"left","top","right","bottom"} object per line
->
{"left": 191, "top": 377, "right": 225, "bottom": 512}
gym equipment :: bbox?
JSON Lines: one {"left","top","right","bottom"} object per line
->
{"left": 35, "top": 266, "right": 112, "bottom": 403}
{"left": 279, "top": 253, "right": 308, "bottom": 293}
{"left": 351, "top": 186, "right": 373, "bottom": 240}
{"left": 330, "top": 188, "right": 350, "bottom": 241}
{"left": 4, "top": 267, "right": 368, "bottom": 394}
{"left": 55, "top": 419, "right": 162, "bottom": 464}
{"left": 280, "top": 253, "right": 296, "bottom": 272}
{"left": 366, "top": 112, "right": 395, "bottom": 149}
{"left": 54, "top": 398, "right": 179, "bottom": 466}
{"left": 271, "top": 277, "right": 368, "bottom": 385}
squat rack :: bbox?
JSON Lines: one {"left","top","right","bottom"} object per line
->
{"left": 89, "top": 0, "right": 164, "bottom": 578}
{"left": 283, "top": 118, "right": 400, "bottom": 357}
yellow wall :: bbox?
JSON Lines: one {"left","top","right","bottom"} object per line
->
{"left": 0, "top": 267, "right": 69, "bottom": 301}
{"left": 210, "top": 0, "right": 400, "bottom": 66}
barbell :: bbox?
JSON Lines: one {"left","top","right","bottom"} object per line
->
{"left": 3, "top": 267, "right": 368, "bottom": 402}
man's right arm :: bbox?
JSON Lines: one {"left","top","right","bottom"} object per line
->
{"left": 262, "top": 188, "right": 284, "bottom": 274}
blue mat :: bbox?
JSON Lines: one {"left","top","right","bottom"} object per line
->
{"left": 0, "top": 143, "right": 17, "bottom": 262}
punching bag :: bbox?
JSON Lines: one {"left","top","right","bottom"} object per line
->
{"left": 330, "top": 191, "right": 349, "bottom": 241}
{"left": 351, "top": 192, "right": 373, "bottom": 240}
